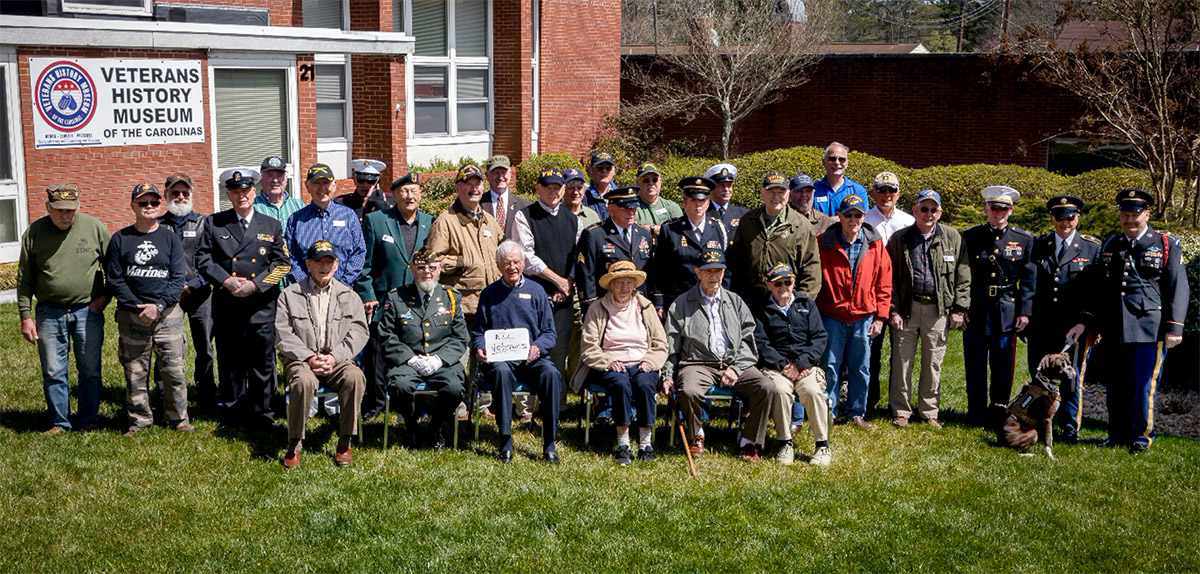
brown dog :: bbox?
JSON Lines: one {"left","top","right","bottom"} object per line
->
{"left": 998, "top": 352, "right": 1075, "bottom": 459}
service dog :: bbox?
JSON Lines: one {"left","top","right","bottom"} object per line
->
{"left": 997, "top": 350, "right": 1075, "bottom": 459}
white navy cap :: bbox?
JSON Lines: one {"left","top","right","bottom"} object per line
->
{"left": 981, "top": 185, "right": 1020, "bottom": 206}
{"left": 218, "top": 166, "right": 261, "bottom": 189}
{"left": 703, "top": 163, "right": 737, "bottom": 182}
{"left": 350, "top": 158, "right": 387, "bottom": 179}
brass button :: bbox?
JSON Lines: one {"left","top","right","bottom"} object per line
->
{"left": 233, "top": 257, "right": 238, "bottom": 262}
{"left": 251, "top": 258, "right": 256, "bottom": 263}
{"left": 991, "top": 273, "right": 996, "bottom": 277}
{"left": 1053, "top": 287, "right": 1058, "bottom": 292}
{"left": 251, "top": 273, "right": 257, "bottom": 278}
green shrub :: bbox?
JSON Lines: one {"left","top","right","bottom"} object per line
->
{"left": 0, "top": 262, "right": 16, "bottom": 291}
{"left": 418, "top": 173, "right": 458, "bottom": 215}
{"left": 514, "top": 152, "right": 584, "bottom": 194}
{"left": 409, "top": 156, "right": 483, "bottom": 173}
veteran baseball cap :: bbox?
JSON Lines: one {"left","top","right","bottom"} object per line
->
{"left": 765, "top": 262, "right": 796, "bottom": 282}
{"left": 873, "top": 172, "right": 900, "bottom": 191}
{"left": 306, "top": 239, "right": 337, "bottom": 261}
{"left": 697, "top": 249, "right": 727, "bottom": 269}
{"left": 305, "top": 163, "right": 334, "bottom": 183}
{"left": 562, "top": 167, "right": 586, "bottom": 183}
{"left": 46, "top": 184, "right": 81, "bottom": 210}
{"left": 762, "top": 171, "right": 789, "bottom": 190}
{"left": 260, "top": 156, "right": 287, "bottom": 174}
{"left": 914, "top": 188, "right": 942, "bottom": 207}
{"left": 455, "top": 164, "right": 484, "bottom": 183}
{"left": 789, "top": 173, "right": 815, "bottom": 191}
{"left": 589, "top": 150, "right": 615, "bottom": 167}
{"left": 485, "top": 155, "right": 511, "bottom": 172}
{"left": 537, "top": 167, "right": 565, "bottom": 186}
{"left": 164, "top": 173, "right": 193, "bottom": 191}
{"left": 838, "top": 194, "right": 867, "bottom": 214}
{"left": 131, "top": 182, "right": 160, "bottom": 201}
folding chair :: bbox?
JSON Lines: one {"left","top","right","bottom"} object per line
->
{"left": 285, "top": 385, "right": 362, "bottom": 445}
{"left": 669, "top": 385, "right": 743, "bottom": 447}
{"left": 581, "top": 383, "right": 656, "bottom": 446}
{"left": 472, "top": 379, "right": 535, "bottom": 440}
{"left": 382, "top": 381, "right": 460, "bottom": 450}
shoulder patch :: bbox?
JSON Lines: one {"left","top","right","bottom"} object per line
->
{"left": 584, "top": 221, "right": 604, "bottom": 231}
{"left": 1010, "top": 226, "right": 1032, "bottom": 237}
{"left": 1162, "top": 231, "right": 1181, "bottom": 245}
{"left": 1081, "top": 234, "right": 1101, "bottom": 244}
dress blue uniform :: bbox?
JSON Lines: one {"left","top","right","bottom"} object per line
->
{"left": 195, "top": 167, "right": 290, "bottom": 425}
{"left": 575, "top": 187, "right": 656, "bottom": 315}
{"left": 650, "top": 177, "right": 731, "bottom": 312}
{"left": 962, "top": 186, "right": 1035, "bottom": 426}
{"left": 1078, "top": 188, "right": 1187, "bottom": 452}
{"left": 1027, "top": 195, "right": 1100, "bottom": 437}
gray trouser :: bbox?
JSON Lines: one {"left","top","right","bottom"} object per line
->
{"left": 764, "top": 367, "right": 828, "bottom": 443}
{"left": 117, "top": 305, "right": 188, "bottom": 430}
{"left": 676, "top": 365, "right": 778, "bottom": 445}
{"left": 286, "top": 359, "right": 364, "bottom": 441}
{"left": 889, "top": 300, "right": 948, "bottom": 420}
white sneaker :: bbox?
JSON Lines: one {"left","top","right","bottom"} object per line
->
{"left": 776, "top": 441, "right": 795, "bottom": 465}
{"left": 810, "top": 445, "right": 831, "bottom": 466}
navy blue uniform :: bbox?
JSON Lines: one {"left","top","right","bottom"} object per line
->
{"left": 707, "top": 202, "right": 748, "bottom": 229}
{"left": 575, "top": 219, "right": 655, "bottom": 314}
{"left": 650, "top": 215, "right": 731, "bottom": 312}
{"left": 1027, "top": 231, "right": 1100, "bottom": 434}
{"left": 962, "top": 223, "right": 1035, "bottom": 425}
{"left": 1079, "top": 227, "right": 1187, "bottom": 448}
{"left": 195, "top": 210, "right": 289, "bottom": 424}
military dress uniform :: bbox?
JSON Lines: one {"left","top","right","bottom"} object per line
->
{"left": 962, "top": 187, "right": 1035, "bottom": 426}
{"left": 1078, "top": 188, "right": 1188, "bottom": 452}
{"left": 378, "top": 279, "right": 468, "bottom": 443}
{"left": 336, "top": 158, "right": 393, "bottom": 222}
{"left": 1027, "top": 195, "right": 1100, "bottom": 437}
{"left": 195, "top": 168, "right": 290, "bottom": 426}
{"left": 649, "top": 176, "right": 731, "bottom": 312}
{"left": 575, "top": 187, "right": 656, "bottom": 315}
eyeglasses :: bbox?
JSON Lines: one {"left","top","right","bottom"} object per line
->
{"left": 987, "top": 204, "right": 1012, "bottom": 212}
{"left": 355, "top": 178, "right": 376, "bottom": 183}
{"left": 137, "top": 199, "right": 161, "bottom": 208}
{"left": 772, "top": 279, "right": 794, "bottom": 287}
{"left": 170, "top": 190, "right": 191, "bottom": 197}
{"left": 640, "top": 177, "right": 659, "bottom": 184}
{"left": 841, "top": 211, "right": 864, "bottom": 219}
{"left": 825, "top": 156, "right": 848, "bottom": 163}
{"left": 593, "top": 165, "right": 614, "bottom": 172}
{"left": 918, "top": 205, "right": 938, "bottom": 213}
{"left": 413, "top": 264, "right": 437, "bottom": 271}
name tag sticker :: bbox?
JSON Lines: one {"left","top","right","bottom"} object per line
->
{"left": 183, "top": 230, "right": 197, "bottom": 238}
{"left": 943, "top": 254, "right": 955, "bottom": 262}
{"left": 333, "top": 220, "right": 346, "bottom": 227}
{"left": 655, "top": 208, "right": 668, "bottom": 215}
{"left": 382, "top": 234, "right": 395, "bottom": 243}
{"left": 482, "top": 229, "right": 492, "bottom": 238}
{"left": 518, "top": 292, "right": 532, "bottom": 300}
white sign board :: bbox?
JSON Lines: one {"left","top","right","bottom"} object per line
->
{"left": 484, "top": 328, "right": 530, "bottom": 363}
{"left": 30, "top": 58, "right": 205, "bottom": 149}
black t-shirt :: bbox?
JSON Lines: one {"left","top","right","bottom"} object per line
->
{"left": 104, "top": 225, "right": 186, "bottom": 312}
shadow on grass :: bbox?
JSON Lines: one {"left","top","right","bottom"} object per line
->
{"left": 211, "top": 418, "right": 288, "bottom": 462}
{"left": 0, "top": 408, "right": 124, "bottom": 434}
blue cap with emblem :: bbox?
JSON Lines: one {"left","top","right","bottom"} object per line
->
{"left": 537, "top": 167, "right": 565, "bottom": 186}
{"left": 914, "top": 188, "right": 942, "bottom": 207}
{"left": 697, "top": 248, "right": 726, "bottom": 269}
{"left": 604, "top": 185, "right": 641, "bottom": 207}
{"left": 589, "top": 150, "right": 615, "bottom": 167}
{"left": 765, "top": 262, "right": 795, "bottom": 282}
{"left": 838, "top": 193, "right": 867, "bottom": 214}
{"left": 1115, "top": 187, "right": 1153, "bottom": 211}
{"left": 562, "top": 167, "right": 586, "bottom": 183}
{"left": 679, "top": 176, "right": 716, "bottom": 199}
{"left": 789, "top": 173, "right": 815, "bottom": 191}
{"left": 219, "top": 166, "right": 261, "bottom": 189}
{"left": 260, "top": 156, "right": 287, "bottom": 174}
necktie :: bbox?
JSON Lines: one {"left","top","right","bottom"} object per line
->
{"left": 240, "top": 218, "right": 249, "bottom": 230}
{"left": 496, "top": 197, "right": 505, "bottom": 228}
{"left": 1056, "top": 239, "right": 1067, "bottom": 264}
{"left": 718, "top": 206, "right": 726, "bottom": 220}
{"left": 422, "top": 293, "right": 430, "bottom": 308}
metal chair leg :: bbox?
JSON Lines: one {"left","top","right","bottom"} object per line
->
{"left": 584, "top": 388, "right": 592, "bottom": 446}
{"left": 383, "top": 390, "right": 390, "bottom": 450}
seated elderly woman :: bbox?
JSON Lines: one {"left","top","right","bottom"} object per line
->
{"left": 572, "top": 260, "right": 668, "bottom": 465}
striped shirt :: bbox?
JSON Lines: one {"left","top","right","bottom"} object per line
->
{"left": 253, "top": 192, "right": 305, "bottom": 224}
{"left": 284, "top": 201, "right": 365, "bottom": 286}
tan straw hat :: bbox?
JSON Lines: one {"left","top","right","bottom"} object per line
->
{"left": 599, "top": 260, "right": 647, "bottom": 290}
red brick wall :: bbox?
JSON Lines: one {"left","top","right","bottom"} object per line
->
{"left": 492, "top": 0, "right": 533, "bottom": 161}
{"left": 350, "top": 54, "right": 409, "bottom": 179}
{"left": 622, "top": 54, "right": 1086, "bottom": 168}
{"left": 296, "top": 54, "right": 319, "bottom": 202}
{"left": 537, "top": 0, "right": 621, "bottom": 160}
{"left": 18, "top": 48, "right": 214, "bottom": 231}
{"left": 348, "top": 0, "right": 391, "bottom": 30}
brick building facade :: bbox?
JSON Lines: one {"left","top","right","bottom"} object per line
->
{"left": 0, "top": 0, "right": 621, "bottom": 262}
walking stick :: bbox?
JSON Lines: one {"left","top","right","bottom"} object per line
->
{"left": 1072, "top": 335, "right": 1094, "bottom": 430}
{"left": 671, "top": 387, "right": 698, "bottom": 478}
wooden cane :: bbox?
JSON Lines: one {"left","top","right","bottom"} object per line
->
{"left": 672, "top": 391, "right": 699, "bottom": 478}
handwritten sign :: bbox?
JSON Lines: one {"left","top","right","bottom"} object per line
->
{"left": 485, "top": 328, "right": 529, "bottom": 363}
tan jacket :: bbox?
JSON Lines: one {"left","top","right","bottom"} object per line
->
{"left": 570, "top": 291, "right": 668, "bottom": 392}
{"left": 275, "top": 276, "right": 369, "bottom": 366}
{"left": 425, "top": 199, "right": 503, "bottom": 314}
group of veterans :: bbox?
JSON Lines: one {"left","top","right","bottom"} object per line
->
{"left": 16, "top": 141, "right": 1188, "bottom": 468}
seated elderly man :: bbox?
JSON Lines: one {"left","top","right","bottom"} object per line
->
{"left": 275, "top": 240, "right": 369, "bottom": 468}
{"left": 573, "top": 260, "right": 668, "bottom": 465}
{"left": 378, "top": 248, "right": 468, "bottom": 449}
{"left": 472, "top": 240, "right": 563, "bottom": 464}
{"left": 661, "top": 249, "right": 781, "bottom": 462}
{"left": 751, "top": 263, "right": 832, "bottom": 466}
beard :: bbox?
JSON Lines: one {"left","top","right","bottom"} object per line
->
{"left": 416, "top": 278, "right": 439, "bottom": 293}
{"left": 167, "top": 198, "right": 193, "bottom": 217}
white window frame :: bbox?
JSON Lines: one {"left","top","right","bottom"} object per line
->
{"left": 315, "top": 53, "right": 352, "bottom": 174}
{"left": 61, "top": 0, "right": 153, "bottom": 17}
{"left": 301, "top": 0, "right": 350, "bottom": 30}
{"left": 407, "top": 0, "right": 493, "bottom": 141}
{"left": 207, "top": 54, "right": 301, "bottom": 213}
{"left": 0, "top": 49, "right": 28, "bottom": 263}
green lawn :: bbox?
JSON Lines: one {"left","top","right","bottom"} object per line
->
{"left": 2, "top": 301, "right": 1198, "bottom": 573}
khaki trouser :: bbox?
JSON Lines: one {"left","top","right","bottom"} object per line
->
{"left": 676, "top": 365, "right": 779, "bottom": 445}
{"left": 286, "top": 359, "right": 364, "bottom": 441}
{"left": 889, "top": 300, "right": 947, "bottom": 420}
{"left": 117, "top": 305, "right": 187, "bottom": 430}
{"left": 764, "top": 367, "right": 828, "bottom": 444}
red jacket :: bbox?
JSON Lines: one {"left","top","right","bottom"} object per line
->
{"left": 816, "top": 224, "right": 892, "bottom": 322}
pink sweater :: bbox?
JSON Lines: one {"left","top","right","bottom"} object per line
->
{"left": 601, "top": 296, "right": 649, "bottom": 364}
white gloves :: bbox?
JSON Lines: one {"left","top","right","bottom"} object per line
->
{"left": 406, "top": 354, "right": 445, "bottom": 377}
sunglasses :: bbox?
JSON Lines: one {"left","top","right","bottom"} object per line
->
{"left": 874, "top": 187, "right": 898, "bottom": 194}
{"left": 987, "top": 204, "right": 1012, "bottom": 212}
{"left": 918, "top": 205, "right": 938, "bottom": 213}
{"left": 841, "top": 211, "right": 864, "bottom": 219}
{"left": 825, "top": 156, "right": 848, "bottom": 163}
{"left": 640, "top": 177, "right": 659, "bottom": 184}
{"left": 355, "top": 178, "right": 377, "bottom": 183}
{"left": 137, "top": 199, "right": 161, "bottom": 208}
{"left": 1052, "top": 213, "right": 1078, "bottom": 221}
{"left": 772, "top": 279, "right": 794, "bottom": 287}
{"left": 593, "top": 165, "right": 614, "bottom": 171}
{"left": 170, "top": 189, "right": 191, "bottom": 197}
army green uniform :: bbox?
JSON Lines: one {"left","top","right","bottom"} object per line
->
{"left": 378, "top": 283, "right": 469, "bottom": 431}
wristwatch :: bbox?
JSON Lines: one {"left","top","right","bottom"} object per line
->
{"left": 156, "top": 303, "right": 164, "bottom": 314}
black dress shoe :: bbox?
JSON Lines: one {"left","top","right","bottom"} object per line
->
{"left": 543, "top": 444, "right": 559, "bottom": 464}
{"left": 497, "top": 448, "right": 513, "bottom": 463}
{"left": 428, "top": 431, "right": 446, "bottom": 450}
{"left": 1129, "top": 443, "right": 1148, "bottom": 455}
{"left": 1059, "top": 428, "right": 1078, "bottom": 444}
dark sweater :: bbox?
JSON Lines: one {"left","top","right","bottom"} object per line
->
{"left": 471, "top": 278, "right": 556, "bottom": 355}
{"left": 105, "top": 224, "right": 185, "bottom": 312}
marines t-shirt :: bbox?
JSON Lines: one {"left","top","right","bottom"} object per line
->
{"left": 104, "top": 225, "right": 186, "bottom": 312}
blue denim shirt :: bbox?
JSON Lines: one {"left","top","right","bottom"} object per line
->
{"left": 284, "top": 201, "right": 365, "bottom": 286}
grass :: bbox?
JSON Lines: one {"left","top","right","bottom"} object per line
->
{"left": 1, "top": 301, "right": 1198, "bottom": 573}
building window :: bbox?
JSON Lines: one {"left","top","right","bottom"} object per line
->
{"left": 213, "top": 67, "right": 291, "bottom": 211}
{"left": 315, "top": 64, "right": 348, "bottom": 139}
{"left": 393, "top": 0, "right": 406, "bottom": 33}
{"left": 302, "top": 0, "right": 345, "bottom": 29}
{"left": 1, "top": 61, "right": 24, "bottom": 254}
{"left": 410, "top": 0, "right": 490, "bottom": 136}
{"left": 61, "top": 0, "right": 152, "bottom": 17}
{"left": 0, "top": 72, "right": 10, "bottom": 182}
